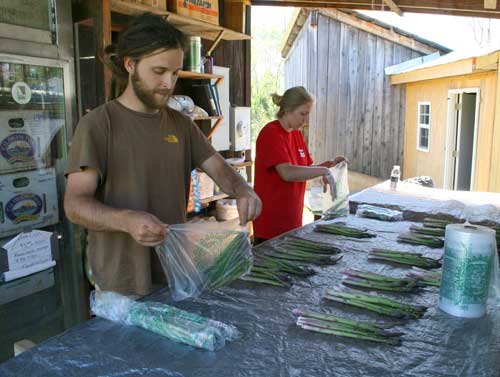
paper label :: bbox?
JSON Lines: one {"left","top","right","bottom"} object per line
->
{"left": 4, "top": 230, "right": 52, "bottom": 271}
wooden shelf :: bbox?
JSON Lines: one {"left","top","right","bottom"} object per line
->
{"left": 230, "top": 161, "right": 253, "bottom": 168}
{"left": 200, "top": 193, "right": 229, "bottom": 205}
{"left": 178, "top": 71, "right": 224, "bottom": 80}
{"left": 193, "top": 115, "right": 223, "bottom": 121}
{"left": 110, "top": 0, "right": 251, "bottom": 43}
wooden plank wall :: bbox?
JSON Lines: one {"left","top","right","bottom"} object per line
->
{"left": 403, "top": 72, "right": 497, "bottom": 191}
{"left": 285, "top": 13, "right": 421, "bottom": 179}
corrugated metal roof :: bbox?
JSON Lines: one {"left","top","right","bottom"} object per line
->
{"left": 389, "top": 44, "right": 500, "bottom": 74}
{"left": 281, "top": 8, "right": 451, "bottom": 58}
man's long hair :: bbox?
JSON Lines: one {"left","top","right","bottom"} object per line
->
{"left": 102, "top": 12, "right": 187, "bottom": 100}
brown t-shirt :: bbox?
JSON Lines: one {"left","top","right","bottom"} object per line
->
{"left": 66, "top": 100, "right": 216, "bottom": 296}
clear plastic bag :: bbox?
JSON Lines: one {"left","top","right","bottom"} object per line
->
{"left": 323, "top": 162, "right": 350, "bottom": 220}
{"left": 90, "top": 291, "right": 240, "bottom": 351}
{"left": 155, "top": 219, "right": 253, "bottom": 301}
{"left": 356, "top": 204, "right": 403, "bottom": 222}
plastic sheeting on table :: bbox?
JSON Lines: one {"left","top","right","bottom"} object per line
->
{"left": 1, "top": 216, "right": 499, "bottom": 377}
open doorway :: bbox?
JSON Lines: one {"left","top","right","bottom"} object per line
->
{"left": 444, "top": 88, "right": 480, "bottom": 191}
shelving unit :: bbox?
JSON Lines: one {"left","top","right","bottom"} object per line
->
{"left": 81, "top": 0, "right": 252, "bottom": 212}
{"left": 230, "top": 161, "right": 253, "bottom": 168}
{"left": 200, "top": 193, "right": 229, "bottom": 205}
{"left": 193, "top": 115, "right": 223, "bottom": 121}
{"left": 110, "top": 0, "right": 250, "bottom": 54}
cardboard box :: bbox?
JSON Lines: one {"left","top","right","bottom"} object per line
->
{"left": 168, "top": 0, "right": 219, "bottom": 25}
{"left": 0, "top": 168, "right": 59, "bottom": 238}
{"left": 137, "top": 0, "right": 167, "bottom": 9}
{"left": 0, "top": 110, "right": 64, "bottom": 174}
{"left": 198, "top": 171, "right": 214, "bottom": 199}
{"left": 0, "top": 267, "right": 55, "bottom": 305}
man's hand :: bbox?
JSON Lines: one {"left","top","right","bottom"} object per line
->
{"left": 123, "top": 210, "right": 169, "bottom": 247}
{"left": 236, "top": 188, "right": 262, "bottom": 225}
{"left": 200, "top": 153, "right": 262, "bottom": 225}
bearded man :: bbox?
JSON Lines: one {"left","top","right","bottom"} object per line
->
{"left": 64, "top": 13, "right": 261, "bottom": 296}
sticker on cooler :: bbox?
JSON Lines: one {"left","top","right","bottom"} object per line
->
{"left": 11, "top": 82, "right": 32, "bottom": 104}
{"left": 5, "top": 193, "right": 44, "bottom": 224}
{"left": 0, "top": 133, "right": 36, "bottom": 163}
{"left": 0, "top": 168, "right": 59, "bottom": 237}
{"left": 298, "top": 148, "right": 306, "bottom": 158}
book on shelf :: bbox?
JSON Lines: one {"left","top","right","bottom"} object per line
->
{"left": 211, "top": 83, "right": 222, "bottom": 116}
{"left": 191, "top": 84, "right": 221, "bottom": 117}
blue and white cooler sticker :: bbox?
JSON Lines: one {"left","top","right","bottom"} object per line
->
{"left": 0, "top": 168, "right": 59, "bottom": 238}
{"left": 0, "top": 110, "right": 64, "bottom": 174}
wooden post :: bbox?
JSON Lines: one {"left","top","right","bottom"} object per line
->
{"left": 223, "top": 0, "right": 250, "bottom": 33}
{"left": 489, "top": 51, "right": 500, "bottom": 191}
{"left": 93, "top": 0, "right": 112, "bottom": 102}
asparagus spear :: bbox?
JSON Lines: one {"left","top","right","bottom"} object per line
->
{"left": 297, "top": 317, "right": 400, "bottom": 345}
{"left": 293, "top": 308, "right": 399, "bottom": 336}
{"left": 368, "top": 249, "right": 442, "bottom": 269}
{"left": 397, "top": 233, "right": 444, "bottom": 248}
{"left": 325, "top": 290, "right": 426, "bottom": 319}
{"left": 410, "top": 225, "right": 446, "bottom": 237}
{"left": 298, "top": 323, "right": 400, "bottom": 345}
{"left": 315, "top": 224, "right": 376, "bottom": 238}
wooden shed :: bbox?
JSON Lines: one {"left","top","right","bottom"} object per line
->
{"left": 281, "top": 8, "right": 449, "bottom": 179}
{"left": 389, "top": 47, "right": 500, "bottom": 192}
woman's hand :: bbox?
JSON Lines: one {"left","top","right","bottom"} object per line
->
{"left": 318, "top": 156, "right": 348, "bottom": 168}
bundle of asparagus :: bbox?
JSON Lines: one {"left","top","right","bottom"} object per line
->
{"left": 239, "top": 254, "right": 317, "bottom": 287}
{"left": 406, "top": 267, "right": 441, "bottom": 287}
{"left": 156, "top": 226, "right": 253, "bottom": 300}
{"left": 279, "top": 236, "right": 341, "bottom": 254}
{"left": 368, "top": 248, "right": 442, "bottom": 269}
{"left": 341, "top": 268, "right": 418, "bottom": 292}
{"left": 409, "top": 225, "right": 445, "bottom": 237}
{"left": 423, "top": 218, "right": 457, "bottom": 229}
{"left": 324, "top": 290, "right": 427, "bottom": 319}
{"left": 91, "top": 291, "right": 240, "bottom": 351}
{"left": 293, "top": 308, "right": 401, "bottom": 345}
{"left": 355, "top": 204, "right": 403, "bottom": 222}
{"left": 397, "top": 233, "right": 444, "bottom": 248}
{"left": 314, "top": 223, "right": 376, "bottom": 239}
{"left": 265, "top": 248, "right": 343, "bottom": 266}
{"left": 203, "top": 232, "right": 254, "bottom": 290}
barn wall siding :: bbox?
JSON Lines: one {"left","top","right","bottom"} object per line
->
{"left": 284, "top": 13, "right": 426, "bottom": 179}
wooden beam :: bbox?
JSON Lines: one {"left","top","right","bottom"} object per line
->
{"left": 383, "top": 0, "right": 403, "bottom": 16}
{"left": 390, "top": 59, "right": 476, "bottom": 85}
{"left": 321, "top": 9, "right": 438, "bottom": 55}
{"left": 488, "top": 51, "right": 500, "bottom": 191}
{"left": 251, "top": 0, "right": 500, "bottom": 19}
{"left": 281, "top": 8, "right": 309, "bottom": 58}
{"left": 474, "top": 51, "right": 499, "bottom": 71}
{"left": 485, "top": 0, "right": 497, "bottom": 9}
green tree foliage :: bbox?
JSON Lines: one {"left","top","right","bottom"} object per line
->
{"left": 251, "top": 19, "right": 287, "bottom": 144}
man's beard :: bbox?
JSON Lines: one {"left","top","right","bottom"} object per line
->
{"left": 131, "top": 70, "right": 172, "bottom": 110}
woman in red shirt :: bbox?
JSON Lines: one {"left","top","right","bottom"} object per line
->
{"left": 253, "top": 86, "right": 345, "bottom": 243}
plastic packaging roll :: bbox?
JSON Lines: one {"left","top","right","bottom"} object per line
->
{"left": 439, "top": 224, "right": 499, "bottom": 318}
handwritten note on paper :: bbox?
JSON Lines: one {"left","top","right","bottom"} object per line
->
{"left": 3, "top": 230, "right": 53, "bottom": 271}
